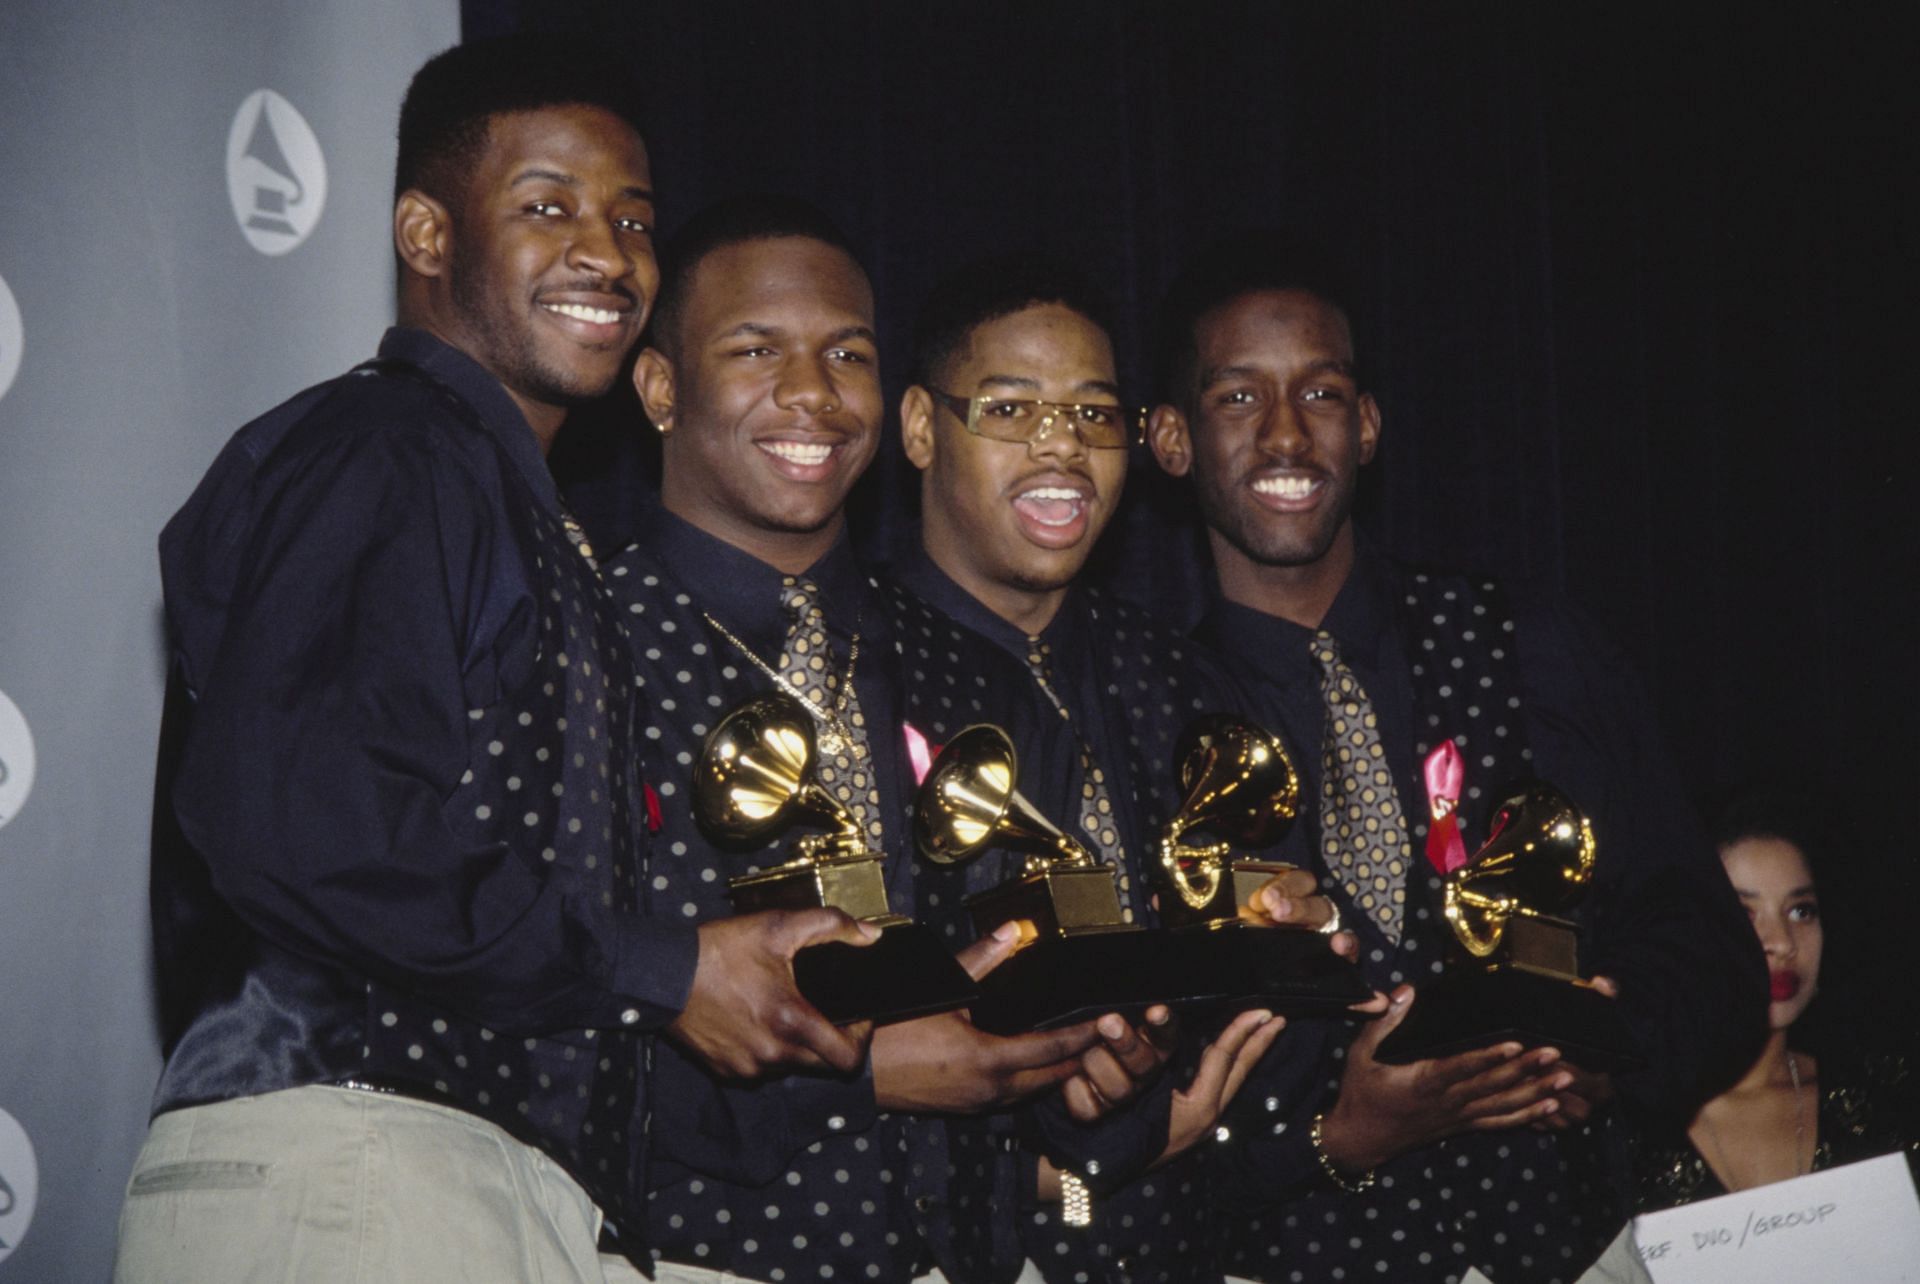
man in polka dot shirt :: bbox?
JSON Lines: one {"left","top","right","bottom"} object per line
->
{"left": 896, "top": 253, "right": 1371, "bottom": 1284}
{"left": 1147, "top": 237, "right": 1767, "bottom": 1282}
{"left": 607, "top": 200, "right": 1184, "bottom": 1284}
{"left": 118, "top": 41, "right": 877, "bottom": 1284}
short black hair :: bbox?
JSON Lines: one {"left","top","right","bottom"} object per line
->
{"left": 649, "top": 194, "right": 865, "bottom": 355}
{"left": 1153, "top": 232, "right": 1360, "bottom": 406}
{"left": 395, "top": 35, "right": 647, "bottom": 205}
{"left": 908, "top": 253, "right": 1117, "bottom": 391}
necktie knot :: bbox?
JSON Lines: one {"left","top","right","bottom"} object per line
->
{"left": 1310, "top": 630, "right": 1342, "bottom": 670}
{"left": 781, "top": 576, "right": 822, "bottom": 621}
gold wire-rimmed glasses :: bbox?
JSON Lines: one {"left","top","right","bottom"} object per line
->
{"left": 928, "top": 389, "right": 1145, "bottom": 450}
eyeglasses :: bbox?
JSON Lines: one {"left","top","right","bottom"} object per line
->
{"left": 928, "top": 389, "right": 1142, "bottom": 450}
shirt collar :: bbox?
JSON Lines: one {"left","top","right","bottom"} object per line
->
{"left": 630, "top": 498, "right": 871, "bottom": 650}
{"left": 376, "top": 327, "right": 561, "bottom": 514}
{"left": 893, "top": 546, "right": 1090, "bottom": 658}
{"left": 1198, "top": 539, "right": 1395, "bottom": 674}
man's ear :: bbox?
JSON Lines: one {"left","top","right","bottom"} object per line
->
{"left": 633, "top": 346, "right": 675, "bottom": 435}
{"left": 394, "top": 189, "right": 452, "bottom": 280}
{"left": 1146, "top": 403, "right": 1194, "bottom": 478}
{"left": 1358, "top": 392, "right": 1382, "bottom": 464}
{"left": 900, "top": 385, "right": 936, "bottom": 472}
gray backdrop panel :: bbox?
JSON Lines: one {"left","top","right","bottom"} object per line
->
{"left": 0, "top": 3, "right": 460, "bottom": 1277}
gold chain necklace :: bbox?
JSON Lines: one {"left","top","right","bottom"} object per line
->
{"left": 701, "top": 610, "right": 864, "bottom": 760}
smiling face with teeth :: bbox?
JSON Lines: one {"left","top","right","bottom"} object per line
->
{"left": 640, "top": 235, "right": 881, "bottom": 574}
{"left": 1150, "top": 288, "right": 1379, "bottom": 622}
{"left": 396, "top": 105, "right": 658, "bottom": 448}
{"left": 903, "top": 302, "right": 1126, "bottom": 634}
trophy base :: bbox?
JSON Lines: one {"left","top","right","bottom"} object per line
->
{"left": 792, "top": 921, "right": 980, "bottom": 1026}
{"left": 1157, "top": 860, "right": 1299, "bottom": 929}
{"left": 966, "top": 864, "right": 1131, "bottom": 941}
{"left": 1371, "top": 964, "right": 1644, "bottom": 1073}
{"left": 730, "top": 852, "right": 895, "bottom": 922}
{"left": 966, "top": 925, "right": 1371, "bottom": 1035}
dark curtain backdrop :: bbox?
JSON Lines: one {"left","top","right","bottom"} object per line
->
{"left": 468, "top": 2, "right": 1914, "bottom": 1024}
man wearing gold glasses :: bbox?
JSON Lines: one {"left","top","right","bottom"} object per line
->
{"left": 896, "top": 254, "right": 1356, "bottom": 1284}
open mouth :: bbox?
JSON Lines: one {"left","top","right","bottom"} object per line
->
{"left": 537, "top": 293, "right": 638, "bottom": 343}
{"left": 1248, "top": 471, "right": 1326, "bottom": 511}
{"left": 1769, "top": 970, "right": 1801, "bottom": 1002}
{"left": 542, "top": 301, "right": 627, "bottom": 326}
{"left": 1010, "top": 481, "right": 1094, "bottom": 548}
{"left": 757, "top": 437, "right": 843, "bottom": 481}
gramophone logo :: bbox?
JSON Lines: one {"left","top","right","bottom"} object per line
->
{"left": 0, "top": 271, "right": 21, "bottom": 403}
{"left": 225, "top": 89, "right": 327, "bottom": 255}
{"left": 0, "top": 1107, "right": 36, "bottom": 1261}
{"left": 0, "top": 690, "right": 34, "bottom": 831}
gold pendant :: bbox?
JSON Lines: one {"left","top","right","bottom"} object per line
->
{"left": 817, "top": 728, "right": 849, "bottom": 758}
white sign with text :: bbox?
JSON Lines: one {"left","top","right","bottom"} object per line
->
{"left": 1632, "top": 1152, "right": 1920, "bottom": 1282}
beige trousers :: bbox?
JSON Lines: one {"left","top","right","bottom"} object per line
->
{"left": 112, "top": 1084, "right": 648, "bottom": 1283}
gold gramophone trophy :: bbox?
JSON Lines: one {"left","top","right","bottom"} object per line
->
{"left": 915, "top": 724, "right": 1161, "bottom": 1033}
{"left": 1149, "top": 715, "right": 1373, "bottom": 1009}
{"left": 1373, "top": 782, "right": 1642, "bottom": 1071}
{"left": 1155, "top": 714, "right": 1303, "bottom": 928}
{"left": 695, "top": 691, "right": 977, "bottom": 1024}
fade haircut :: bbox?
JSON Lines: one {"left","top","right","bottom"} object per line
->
{"left": 908, "top": 253, "right": 1117, "bottom": 391}
{"left": 648, "top": 194, "right": 865, "bottom": 356}
{"left": 1154, "top": 233, "right": 1362, "bottom": 407}
{"left": 394, "top": 35, "right": 647, "bottom": 206}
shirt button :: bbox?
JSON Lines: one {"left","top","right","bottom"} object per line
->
{"left": 620, "top": 1008, "right": 640, "bottom": 1025}
{"left": 1084, "top": 1160, "right": 1100, "bottom": 1176}
{"left": 914, "top": 1196, "right": 937, "bottom": 1214}
{"left": 827, "top": 1115, "right": 846, "bottom": 1131}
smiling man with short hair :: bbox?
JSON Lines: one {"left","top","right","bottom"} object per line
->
{"left": 115, "top": 40, "right": 864, "bottom": 1284}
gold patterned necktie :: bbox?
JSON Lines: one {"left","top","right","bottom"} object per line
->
{"left": 1023, "top": 637, "right": 1134, "bottom": 921}
{"left": 779, "top": 577, "right": 885, "bottom": 848}
{"left": 1310, "top": 630, "right": 1410, "bottom": 944}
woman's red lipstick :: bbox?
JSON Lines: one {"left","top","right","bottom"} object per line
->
{"left": 1770, "top": 970, "right": 1801, "bottom": 1002}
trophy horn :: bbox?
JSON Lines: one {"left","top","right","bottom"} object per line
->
{"left": 914, "top": 724, "right": 1092, "bottom": 870}
{"left": 1159, "top": 715, "right": 1302, "bottom": 911}
{"left": 1443, "top": 782, "right": 1596, "bottom": 957}
{"left": 694, "top": 691, "right": 864, "bottom": 860}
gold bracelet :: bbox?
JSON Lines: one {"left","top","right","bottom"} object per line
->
{"left": 1310, "top": 1112, "right": 1376, "bottom": 1193}
{"left": 1060, "top": 1170, "right": 1093, "bottom": 1227}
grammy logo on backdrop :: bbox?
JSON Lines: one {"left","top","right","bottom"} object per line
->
{"left": 225, "top": 90, "right": 327, "bottom": 256}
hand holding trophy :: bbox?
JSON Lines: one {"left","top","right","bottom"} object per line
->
{"left": 1372, "top": 782, "right": 1642, "bottom": 1071}
{"left": 915, "top": 724, "right": 1151, "bottom": 1033}
{"left": 1151, "top": 715, "right": 1372, "bottom": 1010}
{"left": 695, "top": 691, "right": 978, "bottom": 1024}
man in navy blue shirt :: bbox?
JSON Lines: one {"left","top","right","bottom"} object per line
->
{"left": 895, "top": 254, "right": 1366, "bottom": 1283}
{"left": 607, "top": 200, "right": 1184, "bottom": 1284}
{"left": 1146, "top": 239, "right": 1766, "bottom": 1282}
{"left": 116, "top": 40, "right": 870, "bottom": 1283}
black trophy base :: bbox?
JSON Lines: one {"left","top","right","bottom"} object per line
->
{"left": 1372, "top": 965, "right": 1644, "bottom": 1073}
{"left": 792, "top": 921, "right": 978, "bottom": 1026}
{"left": 966, "top": 926, "right": 1370, "bottom": 1036}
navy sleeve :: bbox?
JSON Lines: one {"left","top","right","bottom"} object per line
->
{"left": 1518, "top": 599, "right": 1769, "bottom": 1119}
{"left": 164, "top": 412, "right": 696, "bottom": 1037}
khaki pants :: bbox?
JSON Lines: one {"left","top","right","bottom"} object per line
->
{"left": 113, "top": 1084, "right": 648, "bottom": 1283}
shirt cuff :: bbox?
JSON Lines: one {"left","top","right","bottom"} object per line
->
{"left": 607, "top": 914, "right": 700, "bottom": 1030}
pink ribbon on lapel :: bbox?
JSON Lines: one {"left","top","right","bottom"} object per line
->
{"left": 1423, "top": 739, "right": 1467, "bottom": 874}
{"left": 903, "top": 722, "right": 936, "bottom": 786}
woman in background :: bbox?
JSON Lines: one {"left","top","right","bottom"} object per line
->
{"left": 1631, "top": 794, "right": 1916, "bottom": 1208}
